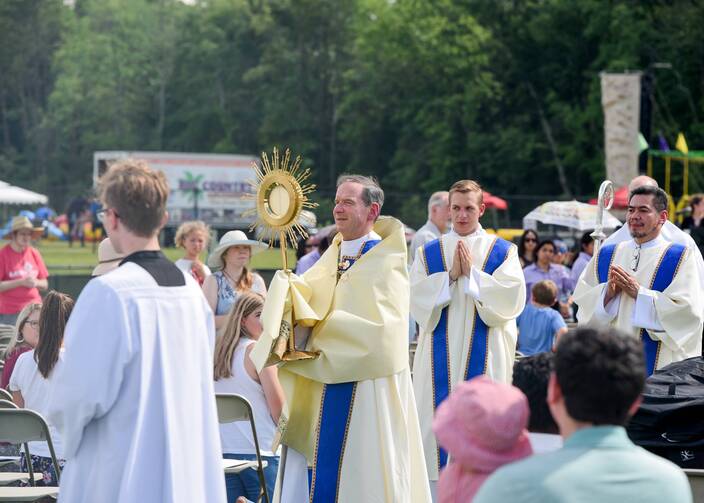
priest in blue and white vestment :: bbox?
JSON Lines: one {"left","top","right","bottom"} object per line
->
{"left": 410, "top": 180, "right": 526, "bottom": 486}
{"left": 251, "top": 175, "right": 431, "bottom": 502}
{"left": 574, "top": 185, "right": 703, "bottom": 376}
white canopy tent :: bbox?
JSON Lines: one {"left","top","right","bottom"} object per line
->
{"left": 0, "top": 181, "right": 48, "bottom": 205}
{"left": 523, "top": 200, "right": 621, "bottom": 232}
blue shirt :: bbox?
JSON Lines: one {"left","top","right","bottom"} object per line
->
{"left": 517, "top": 303, "right": 565, "bottom": 355}
{"left": 474, "top": 426, "right": 692, "bottom": 503}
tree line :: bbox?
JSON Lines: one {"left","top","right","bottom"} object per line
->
{"left": 1, "top": 0, "right": 703, "bottom": 227}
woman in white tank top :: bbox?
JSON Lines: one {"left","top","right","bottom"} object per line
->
{"left": 213, "top": 292, "right": 285, "bottom": 503}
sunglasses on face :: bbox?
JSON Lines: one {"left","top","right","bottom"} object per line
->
{"left": 524, "top": 238, "right": 537, "bottom": 243}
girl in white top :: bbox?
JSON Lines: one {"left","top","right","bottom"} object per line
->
{"left": 9, "top": 290, "right": 74, "bottom": 486}
{"left": 174, "top": 221, "right": 212, "bottom": 285}
{"left": 213, "top": 292, "right": 284, "bottom": 503}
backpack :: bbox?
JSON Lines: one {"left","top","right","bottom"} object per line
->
{"left": 627, "top": 356, "right": 704, "bottom": 469}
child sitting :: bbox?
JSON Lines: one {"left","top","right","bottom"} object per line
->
{"left": 433, "top": 376, "right": 533, "bottom": 502}
{"left": 517, "top": 280, "right": 568, "bottom": 355}
{"left": 9, "top": 291, "right": 74, "bottom": 485}
{"left": 213, "top": 292, "right": 285, "bottom": 503}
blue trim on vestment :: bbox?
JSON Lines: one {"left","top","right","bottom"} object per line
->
{"left": 310, "top": 382, "right": 356, "bottom": 503}
{"left": 464, "top": 237, "right": 512, "bottom": 381}
{"left": 310, "top": 238, "right": 380, "bottom": 501}
{"left": 424, "top": 238, "right": 450, "bottom": 470}
{"left": 597, "top": 244, "right": 617, "bottom": 286}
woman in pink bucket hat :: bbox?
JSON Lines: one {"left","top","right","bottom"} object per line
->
{"left": 433, "top": 376, "right": 533, "bottom": 502}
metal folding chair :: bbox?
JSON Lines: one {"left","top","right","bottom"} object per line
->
{"left": 0, "top": 408, "right": 61, "bottom": 501}
{"left": 215, "top": 393, "right": 271, "bottom": 503}
{"left": 685, "top": 469, "right": 704, "bottom": 502}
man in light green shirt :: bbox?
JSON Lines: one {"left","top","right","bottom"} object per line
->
{"left": 475, "top": 326, "right": 692, "bottom": 503}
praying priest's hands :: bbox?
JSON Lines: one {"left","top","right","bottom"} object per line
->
{"left": 450, "top": 241, "right": 473, "bottom": 281}
{"left": 604, "top": 267, "right": 622, "bottom": 306}
{"left": 610, "top": 265, "right": 640, "bottom": 299}
{"left": 457, "top": 240, "right": 473, "bottom": 276}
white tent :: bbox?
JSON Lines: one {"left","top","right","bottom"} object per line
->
{"left": 523, "top": 200, "right": 621, "bottom": 232}
{"left": 0, "top": 181, "right": 48, "bottom": 205}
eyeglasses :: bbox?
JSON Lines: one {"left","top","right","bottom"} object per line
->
{"left": 25, "top": 320, "right": 39, "bottom": 328}
{"left": 97, "top": 207, "right": 120, "bottom": 223}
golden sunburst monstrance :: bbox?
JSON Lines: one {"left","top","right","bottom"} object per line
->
{"left": 249, "top": 147, "right": 319, "bottom": 361}
{"left": 249, "top": 147, "right": 318, "bottom": 270}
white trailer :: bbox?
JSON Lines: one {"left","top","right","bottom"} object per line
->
{"left": 93, "top": 151, "right": 258, "bottom": 229}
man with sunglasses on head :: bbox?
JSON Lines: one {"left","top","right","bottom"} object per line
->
{"left": 573, "top": 185, "right": 703, "bottom": 376}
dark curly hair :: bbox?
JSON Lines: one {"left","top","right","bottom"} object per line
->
{"left": 513, "top": 353, "right": 558, "bottom": 434}
{"left": 555, "top": 327, "right": 645, "bottom": 426}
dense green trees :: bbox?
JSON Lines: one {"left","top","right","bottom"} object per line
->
{"left": 1, "top": 0, "right": 703, "bottom": 226}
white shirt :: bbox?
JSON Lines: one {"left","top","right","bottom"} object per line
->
{"left": 409, "top": 221, "right": 443, "bottom": 262}
{"left": 174, "top": 258, "right": 212, "bottom": 277}
{"left": 213, "top": 338, "right": 276, "bottom": 456}
{"left": 340, "top": 230, "right": 382, "bottom": 257}
{"left": 9, "top": 349, "right": 65, "bottom": 459}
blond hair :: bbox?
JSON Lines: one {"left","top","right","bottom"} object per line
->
{"left": 4, "top": 303, "right": 42, "bottom": 357}
{"left": 175, "top": 220, "right": 210, "bottom": 248}
{"left": 213, "top": 292, "right": 264, "bottom": 380}
{"left": 449, "top": 180, "right": 483, "bottom": 205}
{"left": 98, "top": 159, "right": 169, "bottom": 237}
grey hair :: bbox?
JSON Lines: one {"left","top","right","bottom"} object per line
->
{"left": 336, "top": 174, "right": 384, "bottom": 209}
{"left": 427, "top": 191, "right": 449, "bottom": 215}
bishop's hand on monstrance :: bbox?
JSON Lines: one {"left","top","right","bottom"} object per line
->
{"left": 249, "top": 147, "right": 319, "bottom": 362}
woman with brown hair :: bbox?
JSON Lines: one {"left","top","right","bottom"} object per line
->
{"left": 9, "top": 290, "right": 74, "bottom": 486}
{"left": 203, "top": 230, "right": 267, "bottom": 330}
{"left": 213, "top": 292, "right": 284, "bottom": 502}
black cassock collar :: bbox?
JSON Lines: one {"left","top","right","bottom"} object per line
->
{"left": 120, "top": 250, "right": 185, "bottom": 287}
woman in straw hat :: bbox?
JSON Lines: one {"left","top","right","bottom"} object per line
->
{"left": 202, "top": 230, "right": 267, "bottom": 330}
{"left": 0, "top": 216, "right": 48, "bottom": 325}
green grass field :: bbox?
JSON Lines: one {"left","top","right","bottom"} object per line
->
{"left": 36, "top": 240, "right": 296, "bottom": 275}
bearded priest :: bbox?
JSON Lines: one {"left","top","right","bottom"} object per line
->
{"left": 573, "top": 185, "right": 703, "bottom": 376}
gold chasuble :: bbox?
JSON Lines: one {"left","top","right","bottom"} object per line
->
{"left": 251, "top": 217, "right": 431, "bottom": 503}
{"left": 409, "top": 228, "right": 526, "bottom": 481}
{"left": 573, "top": 236, "right": 703, "bottom": 374}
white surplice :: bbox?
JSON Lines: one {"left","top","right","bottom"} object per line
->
{"left": 47, "top": 259, "right": 226, "bottom": 503}
{"left": 410, "top": 228, "right": 526, "bottom": 480}
{"left": 574, "top": 235, "right": 703, "bottom": 369}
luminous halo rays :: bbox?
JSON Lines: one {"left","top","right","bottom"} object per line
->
{"left": 248, "top": 147, "right": 318, "bottom": 269}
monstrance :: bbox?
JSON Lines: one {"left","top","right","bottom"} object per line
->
{"left": 249, "top": 147, "right": 318, "bottom": 361}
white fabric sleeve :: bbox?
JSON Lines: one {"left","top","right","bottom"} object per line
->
{"left": 46, "top": 280, "right": 134, "bottom": 459}
{"left": 462, "top": 266, "right": 483, "bottom": 302}
{"left": 632, "top": 287, "right": 665, "bottom": 331}
{"left": 593, "top": 284, "right": 620, "bottom": 324}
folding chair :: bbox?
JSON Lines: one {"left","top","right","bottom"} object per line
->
{"left": 215, "top": 393, "right": 271, "bottom": 503}
{"left": 0, "top": 408, "right": 60, "bottom": 501}
{"left": 0, "top": 399, "right": 20, "bottom": 469}
{"left": 685, "top": 469, "right": 704, "bottom": 502}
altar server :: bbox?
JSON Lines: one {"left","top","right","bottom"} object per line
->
{"left": 47, "top": 160, "right": 226, "bottom": 503}
{"left": 410, "top": 179, "right": 526, "bottom": 484}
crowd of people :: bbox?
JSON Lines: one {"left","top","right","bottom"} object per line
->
{"left": 0, "top": 160, "right": 701, "bottom": 503}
